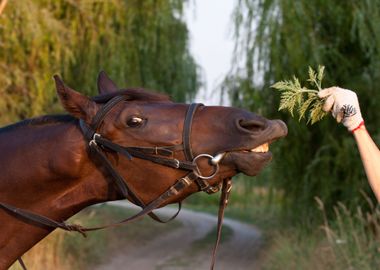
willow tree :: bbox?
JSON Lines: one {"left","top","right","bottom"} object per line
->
{"left": 227, "top": 0, "right": 380, "bottom": 220}
{"left": 0, "top": 0, "right": 199, "bottom": 124}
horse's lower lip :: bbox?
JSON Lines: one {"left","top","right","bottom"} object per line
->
{"left": 216, "top": 119, "right": 287, "bottom": 175}
{"left": 221, "top": 151, "right": 272, "bottom": 176}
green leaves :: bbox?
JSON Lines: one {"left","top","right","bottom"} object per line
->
{"left": 271, "top": 66, "right": 327, "bottom": 124}
{"left": 0, "top": 1, "right": 198, "bottom": 125}
{"left": 230, "top": 0, "right": 380, "bottom": 222}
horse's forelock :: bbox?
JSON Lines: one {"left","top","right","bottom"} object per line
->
{"left": 92, "top": 88, "right": 172, "bottom": 104}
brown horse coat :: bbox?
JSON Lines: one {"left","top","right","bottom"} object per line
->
{"left": 0, "top": 72, "right": 287, "bottom": 268}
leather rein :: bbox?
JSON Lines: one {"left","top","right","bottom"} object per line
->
{"left": 0, "top": 95, "right": 232, "bottom": 270}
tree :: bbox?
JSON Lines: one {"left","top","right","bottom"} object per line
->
{"left": 227, "top": 0, "right": 380, "bottom": 221}
{"left": 0, "top": 0, "right": 200, "bottom": 124}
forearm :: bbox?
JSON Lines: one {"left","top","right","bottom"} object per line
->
{"left": 353, "top": 127, "right": 380, "bottom": 201}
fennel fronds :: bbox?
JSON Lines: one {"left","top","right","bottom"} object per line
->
{"left": 271, "top": 66, "right": 327, "bottom": 124}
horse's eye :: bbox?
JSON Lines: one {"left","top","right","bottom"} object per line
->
{"left": 126, "top": 116, "right": 144, "bottom": 128}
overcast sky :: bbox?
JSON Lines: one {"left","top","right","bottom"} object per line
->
{"left": 185, "top": 0, "right": 235, "bottom": 105}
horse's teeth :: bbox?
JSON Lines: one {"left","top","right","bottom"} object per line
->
{"left": 250, "top": 143, "right": 269, "bottom": 153}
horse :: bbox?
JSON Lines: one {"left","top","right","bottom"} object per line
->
{"left": 0, "top": 71, "right": 287, "bottom": 269}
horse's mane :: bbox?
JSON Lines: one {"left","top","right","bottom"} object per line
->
{"left": 0, "top": 115, "right": 77, "bottom": 134}
{"left": 92, "top": 88, "right": 172, "bottom": 103}
{"left": 0, "top": 88, "right": 172, "bottom": 133}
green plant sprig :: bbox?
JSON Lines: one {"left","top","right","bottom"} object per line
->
{"left": 271, "top": 66, "right": 327, "bottom": 124}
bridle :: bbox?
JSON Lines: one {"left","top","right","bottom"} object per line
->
{"left": 80, "top": 95, "right": 223, "bottom": 200}
{"left": 0, "top": 95, "right": 232, "bottom": 270}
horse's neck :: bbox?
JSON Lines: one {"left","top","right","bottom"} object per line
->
{"left": 0, "top": 120, "right": 114, "bottom": 267}
{"left": 0, "top": 120, "right": 111, "bottom": 206}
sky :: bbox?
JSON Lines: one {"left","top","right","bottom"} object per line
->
{"left": 185, "top": 0, "right": 235, "bottom": 105}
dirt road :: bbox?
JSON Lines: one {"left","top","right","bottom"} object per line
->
{"left": 95, "top": 202, "right": 263, "bottom": 270}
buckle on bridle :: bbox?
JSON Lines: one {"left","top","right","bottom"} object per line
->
{"left": 173, "top": 159, "right": 180, "bottom": 168}
{"left": 89, "top": 133, "right": 101, "bottom": 147}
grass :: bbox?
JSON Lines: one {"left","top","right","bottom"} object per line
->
{"left": 259, "top": 197, "right": 380, "bottom": 270}
{"left": 186, "top": 176, "right": 380, "bottom": 270}
{"left": 10, "top": 203, "right": 180, "bottom": 270}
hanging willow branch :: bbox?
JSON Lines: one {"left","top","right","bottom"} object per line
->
{"left": 271, "top": 66, "right": 327, "bottom": 124}
{"left": 0, "top": 0, "right": 198, "bottom": 124}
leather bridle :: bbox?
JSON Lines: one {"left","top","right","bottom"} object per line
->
{"left": 79, "top": 96, "right": 222, "bottom": 199}
{"left": 1, "top": 95, "right": 232, "bottom": 270}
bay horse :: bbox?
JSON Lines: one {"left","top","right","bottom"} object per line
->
{"left": 0, "top": 71, "right": 287, "bottom": 269}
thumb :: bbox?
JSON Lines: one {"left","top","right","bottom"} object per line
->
{"left": 318, "top": 87, "right": 336, "bottom": 98}
{"left": 322, "top": 95, "right": 335, "bottom": 112}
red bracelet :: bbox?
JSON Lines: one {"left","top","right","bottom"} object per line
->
{"left": 351, "top": 120, "right": 365, "bottom": 133}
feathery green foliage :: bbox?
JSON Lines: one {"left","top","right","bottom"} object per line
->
{"left": 271, "top": 66, "right": 327, "bottom": 124}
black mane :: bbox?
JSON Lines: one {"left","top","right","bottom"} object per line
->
{"left": 0, "top": 115, "right": 77, "bottom": 134}
{"left": 0, "top": 88, "right": 171, "bottom": 134}
{"left": 92, "top": 88, "right": 172, "bottom": 104}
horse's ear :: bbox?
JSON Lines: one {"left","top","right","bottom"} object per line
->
{"left": 97, "top": 70, "right": 119, "bottom": 94}
{"left": 54, "top": 75, "right": 97, "bottom": 123}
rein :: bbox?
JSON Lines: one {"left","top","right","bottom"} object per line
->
{"left": 0, "top": 96, "right": 232, "bottom": 270}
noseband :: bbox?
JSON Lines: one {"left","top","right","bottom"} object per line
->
{"left": 2, "top": 95, "right": 232, "bottom": 270}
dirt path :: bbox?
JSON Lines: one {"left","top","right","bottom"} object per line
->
{"left": 95, "top": 202, "right": 263, "bottom": 270}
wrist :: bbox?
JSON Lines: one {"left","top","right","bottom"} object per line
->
{"left": 351, "top": 120, "right": 365, "bottom": 133}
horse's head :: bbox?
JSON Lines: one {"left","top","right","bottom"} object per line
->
{"left": 54, "top": 72, "right": 287, "bottom": 205}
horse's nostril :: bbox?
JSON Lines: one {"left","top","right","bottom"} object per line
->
{"left": 238, "top": 119, "right": 266, "bottom": 132}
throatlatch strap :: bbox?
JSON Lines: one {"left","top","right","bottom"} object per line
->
{"left": 88, "top": 139, "right": 180, "bottom": 223}
{"left": 89, "top": 143, "right": 130, "bottom": 198}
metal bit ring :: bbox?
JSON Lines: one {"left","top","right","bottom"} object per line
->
{"left": 192, "top": 154, "right": 219, "bottom": 180}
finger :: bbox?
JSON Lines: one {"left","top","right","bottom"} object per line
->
{"left": 318, "top": 87, "right": 336, "bottom": 98}
{"left": 322, "top": 95, "right": 335, "bottom": 112}
{"left": 332, "top": 103, "right": 343, "bottom": 123}
{"left": 336, "top": 111, "right": 343, "bottom": 123}
{"left": 332, "top": 108, "right": 342, "bottom": 123}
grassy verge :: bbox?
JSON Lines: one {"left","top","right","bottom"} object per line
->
{"left": 258, "top": 197, "right": 380, "bottom": 270}
{"left": 10, "top": 203, "right": 180, "bottom": 270}
{"left": 185, "top": 176, "right": 380, "bottom": 270}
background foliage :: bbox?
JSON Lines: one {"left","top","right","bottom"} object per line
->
{"left": 2, "top": 0, "right": 380, "bottom": 267}
{"left": 226, "top": 0, "right": 380, "bottom": 222}
{"left": 0, "top": 0, "right": 200, "bottom": 125}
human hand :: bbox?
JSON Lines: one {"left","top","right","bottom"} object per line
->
{"left": 318, "top": 87, "right": 364, "bottom": 131}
